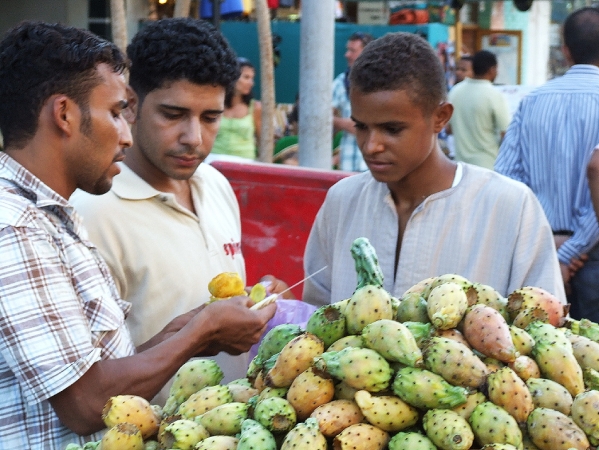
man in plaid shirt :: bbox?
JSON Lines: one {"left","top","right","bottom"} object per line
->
{"left": 0, "top": 22, "right": 276, "bottom": 449}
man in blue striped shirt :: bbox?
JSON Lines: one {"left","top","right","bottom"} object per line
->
{"left": 495, "top": 6, "right": 599, "bottom": 322}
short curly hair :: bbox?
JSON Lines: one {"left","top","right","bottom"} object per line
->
{"left": 127, "top": 18, "right": 240, "bottom": 102}
{"left": 349, "top": 32, "right": 446, "bottom": 115}
{"left": 0, "top": 21, "right": 126, "bottom": 149}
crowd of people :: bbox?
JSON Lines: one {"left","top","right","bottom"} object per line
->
{"left": 1, "top": 5, "right": 599, "bottom": 449}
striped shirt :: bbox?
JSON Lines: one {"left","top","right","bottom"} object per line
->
{"left": 495, "top": 65, "right": 599, "bottom": 265}
{"left": 0, "top": 152, "right": 136, "bottom": 449}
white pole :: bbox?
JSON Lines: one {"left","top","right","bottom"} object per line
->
{"left": 298, "top": 0, "right": 335, "bottom": 169}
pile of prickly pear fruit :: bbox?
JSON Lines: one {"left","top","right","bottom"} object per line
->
{"left": 67, "top": 237, "right": 599, "bottom": 450}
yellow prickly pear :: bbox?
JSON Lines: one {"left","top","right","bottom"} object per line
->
{"left": 286, "top": 366, "right": 335, "bottom": 420}
{"left": 402, "top": 276, "right": 437, "bottom": 297}
{"left": 334, "top": 381, "right": 360, "bottom": 400}
{"left": 345, "top": 285, "right": 394, "bottom": 335}
{"left": 159, "top": 419, "right": 209, "bottom": 449}
{"left": 512, "top": 307, "right": 550, "bottom": 329}
{"left": 571, "top": 390, "right": 599, "bottom": 446}
{"left": 469, "top": 402, "right": 523, "bottom": 450}
{"left": 194, "top": 435, "right": 239, "bottom": 449}
{"left": 526, "top": 377, "right": 573, "bottom": 415}
{"left": 280, "top": 417, "right": 327, "bottom": 450}
{"left": 527, "top": 407, "right": 590, "bottom": 450}
{"left": 265, "top": 332, "right": 325, "bottom": 388}
{"left": 101, "top": 395, "right": 159, "bottom": 440}
{"left": 568, "top": 333, "right": 599, "bottom": 372}
{"left": 100, "top": 423, "right": 144, "bottom": 450}
{"left": 471, "top": 283, "right": 509, "bottom": 321}
{"left": 326, "top": 334, "right": 365, "bottom": 352}
{"left": 310, "top": 399, "right": 364, "bottom": 438}
{"left": 333, "top": 423, "right": 390, "bottom": 450}
{"left": 508, "top": 355, "right": 541, "bottom": 381}
{"left": 487, "top": 366, "right": 535, "bottom": 424}
{"left": 354, "top": 390, "right": 419, "bottom": 433}
{"left": 208, "top": 272, "right": 245, "bottom": 299}
{"left": 227, "top": 383, "right": 259, "bottom": 403}
{"left": 362, "top": 319, "right": 423, "bottom": 367}
{"left": 427, "top": 282, "right": 469, "bottom": 330}
{"left": 423, "top": 409, "right": 474, "bottom": 450}
{"left": 177, "top": 385, "right": 233, "bottom": 420}
{"left": 509, "top": 325, "right": 535, "bottom": 356}
{"left": 451, "top": 391, "right": 487, "bottom": 421}
{"left": 197, "top": 402, "right": 249, "bottom": 435}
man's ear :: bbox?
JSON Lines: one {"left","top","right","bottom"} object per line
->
{"left": 123, "top": 86, "right": 139, "bottom": 124}
{"left": 433, "top": 101, "right": 453, "bottom": 133}
{"left": 51, "top": 95, "right": 78, "bottom": 137}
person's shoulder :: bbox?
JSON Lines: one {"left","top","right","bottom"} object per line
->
{"left": 327, "top": 171, "right": 377, "bottom": 199}
{"left": 462, "top": 164, "right": 533, "bottom": 197}
{"left": 0, "top": 188, "right": 35, "bottom": 228}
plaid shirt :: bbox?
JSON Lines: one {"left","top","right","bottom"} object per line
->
{"left": 332, "top": 71, "right": 368, "bottom": 172}
{"left": 0, "top": 152, "right": 136, "bottom": 449}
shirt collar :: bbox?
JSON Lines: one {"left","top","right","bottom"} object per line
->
{"left": 566, "top": 64, "right": 599, "bottom": 76}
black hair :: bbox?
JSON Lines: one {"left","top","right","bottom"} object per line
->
{"left": 563, "top": 6, "right": 599, "bottom": 65}
{"left": 349, "top": 32, "right": 446, "bottom": 114}
{"left": 225, "top": 57, "right": 255, "bottom": 108}
{"left": 127, "top": 18, "right": 240, "bottom": 103}
{"left": 348, "top": 31, "right": 375, "bottom": 48}
{"left": 0, "top": 21, "right": 127, "bottom": 149}
{"left": 459, "top": 55, "right": 473, "bottom": 63}
{"left": 472, "top": 50, "right": 497, "bottom": 76}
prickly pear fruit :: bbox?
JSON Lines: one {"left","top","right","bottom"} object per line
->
{"left": 351, "top": 236, "right": 385, "bottom": 289}
{"left": 208, "top": 272, "right": 245, "bottom": 299}
{"left": 396, "top": 292, "right": 430, "bottom": 323}
{"left": 265, "top": 332, "right": 325, "bottom": 388}
{"left": 313, "top": 347, "right": 392, "bottom": 392}
{"left": 286, "top": 366, "right": 334, "bottom": 420}
{"left": 388, "top": 431, "right": 437, "bottom": 450}
{"left": 508, "top": 355, "right": 541, "bottom": 381}
{"left": 583, "top": 367, "right": 599, "bottom": 390}
{"left": 197, "top": 401, "right": 249, "bottom": 435}
{"left": 571, "top": 390, "right": 599, "bottom": 446}
{"left": 362, "top": 319, "right": 423, "bottom": 367}
{"left": 526, "top": 321, "right": 571, "bottom": 349}
{"left": 194, "top": 435, "right": 239, "bottom": 450}
{"left": 433, "top": 328, "right": 472, "bottom": 348}
{"left": 163, "top": 359, "right": 223, "bottom": 415}
{"left": 310, "top": 399, "right": 364, "bottom": 438}
{"left": 159, "top": 419, "right": 209, "bottom": 449}
{"left": 237, "top": 418, "right": 276, "bottom": 450}
{"left": 100, "top": 423, "right": 144, "bottom": 450}
{"left": 487, "top": 366, "right": 534, "bottom": 424}
{"left": 527, "top": 407, "right": 590, "bottom": 450}
{"left": 345, "top": 285, "right": 393, "bottom": 334}
{"left": 570, "top": 317, "right": 599, "bottom": 342}
{"left": 255, "top": 324, "right": 304, "bottom": 366}
{"left": 280, "top": 418, "right": 327, "bottom": 450}
{"left": 306, "top": 304, "right": 346, "bottom": 348}
{"left": 334, "top": 381, "right": 360, "bottom": 400}
{"left": 257, "top": 386, "right": 288, "bottom": 402}
{"left": 426, "top": 273, "right": 476, "bottom": 299}
{"left": 472, "top": 283, "right": 509, "bottom": 321}
{"left": 568, "top": 333, "right": 599, "bottom": 371}
{"left": 326, "top": 334, "right": 365, "bottom": 352}
{"left": 423, "top": 409, "right": 474, "bottom": 450}
{"left": 333, "top": 423, "right": 390, "bottom": 450}
{"left": 423, "top": 336, "right": 489, "bottom": 388}
{"left": 451, "top": 391, "right": 487, "bottom": 421}
{"left": 509, "top": 325, "right": 535, "bottom": 356}
{"left": 469, "top": 402, "right": 523, "bottom": 450}
{"left": 526, "top": 377, "right": 573, "bottom": 415}
{"left": 177, "top": 385, "right": 233, "bottom": 419}
{"left": 481, "top": 445, "right": 520, "bottom": 450}
{"left": 392, "top": 366, "right": 469, "bottom": 409}
{"left": 101, "top": 395, "right": 160, "bottom": 440}
{"left": 354, "top": 389, "right": 419, "bottom": 432}
{"left": 462, "top": 304, "right": 519, "bottom": 363}
{"left": 427, "top": 281, "right": 469, "bottom": 330}
{"left": 507, "top": 286, "right": 566, "bottom": 327}
{"left": 511, "top": 307, "right": 550, "bottom": 329}
{"left": 404, "top": 321, "right": 434, "bottom": 347}
{"left": 403, "top": 276, "right": 437, "bottom": 297}
{"left": 228, "top": 383, "right": 259, "bottom": 403}
{"left": 253, "top": 396, "right": 297, "bottom": 433}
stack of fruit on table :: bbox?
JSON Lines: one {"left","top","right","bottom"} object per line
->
{"left": 68, "top": 238, "right": 599, "bottom": 450}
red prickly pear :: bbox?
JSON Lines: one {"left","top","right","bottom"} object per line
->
{"left": 527, "top": 407, "right": 590, "bottom": 450}
{"left": 507, "top": 286, "right": 566, "bottom": 327}
{"left": 310, "top": 399, "right": 364, "bottom": 438}
{"left": 487, "top": 366, "right": 535, "bottom": 424}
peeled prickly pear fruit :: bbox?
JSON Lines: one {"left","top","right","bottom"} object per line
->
{"left": 208, "top": 272, "right": 245, "bottom": 299}
{"left": 100, "top": 423, "right": 144, "bottom": 450}
{"left": 101, "top": 395, "right": 159, "bottom": 440}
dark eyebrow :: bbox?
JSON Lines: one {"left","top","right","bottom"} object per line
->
{"left": 116, "top": 100, "right": 128, "bottom": 109}
{"left": 158, "top": 104, "right": 224, "bottom": 115}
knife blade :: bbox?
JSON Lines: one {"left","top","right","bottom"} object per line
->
{"left": 249, "top": 265, "right": 328, "bottom": 310}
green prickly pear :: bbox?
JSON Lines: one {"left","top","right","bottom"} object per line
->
{"left": 404, "top": 321, "right": 433, "bottom": 348}
{"left": 481, "top": 445, "right": 520, "bottom": 450}
{"left": 423, "top": 408, "right": 474, "bottom": 450}
{"left": 194, "top": 435, "right": 239, "bottom": 449}
{"left": 392, "top": 366, "right": 469, "bottom": 409}
{"left": 197, "top": 401, "right": 249, "bottom": 435}
{"left": 100, "top": 423, "right": 144, "bottom": 450}
{"left": 345, "top": 285, "right": 394, "bottom": 334}
{"left": 326, "top": 334, "right": 365, "bottom": 352}
{"left": 362, "top": 319, "right": 424, "bottom": 367}
{"left": 265, "top": 332, "right": 324, "bottom": 388}
{"left": 487, "top": 366, "right": 534, "bottom": 424}
{"left": 237, "top": 418, "right": 276, "bottom": 450}
{"left": 571, "top": 390, "right": 599, "bottom": 446}
{"left": 583, "top": 367, "right": 599, "bottom": 390}
{"left": 333, "top": 423, "right": 390, "bottom": 450}
{"left": 462, "top": 304, "right": 519, "bottom": 363}
{"left": 306, "top": 304, "right": 346, "bottom": 348}
{"left": 423, "top": 336, "right": 489, "bottom": 388}
{"left": 101, "top": 394, "right": 160, "bottom": 440}
{"left": 159, "top": 419, "right": 209, "bottom": 449}
{"left": 313, "top": 347, "right": 392, "bottom": 392}
{"left": 396, "top": 292, "right": 430, "bottom": 323}
{"left": 510, "top": 325, "right": 535, "bottom": 356}
{"left": 350, "top": 236, "right": 384, "bottom": 289}
{"left": 507, "top": 286, "right": 566, "bottom": 327}
{"left": 253, "top": 396, "right": 297, "bottom": 433}
{"left": 280, "top": 417, "right": 327, "bottom": 450}
{"left": 286, "top": 366, "right": 334, "bottom": 420}
{"left": 527, "top": 407, "right": 590, "bottom": 450}
{"left": 526, "top": 377, "right": 573, "bottom": 415}
{"left": 257, "top": 386, "right": 289, "bottom": 402}
{"left": 354, "top": 389, "right": 419, "bottom": 432}
{"left": 570, "top": 317, "right": 599, "bottom": 342}
{"left": 163, "top": 359, "right": 224, "bottom": 415}
{"left": 388, "top": 431, "right": 437, "bottom": 450}
{"left": 177, "top": 385, "right": 233, "bottom": 419}
{"left": 255, "top": 324, "right": 304, "bottom": 365}
{"left": 427, "top": 281, "right": 469, "bottom": 330}
{"left": 469, "top": 402, "right": 523, "bottom": 450}
{"left": 310, "top": 399, "right": 364, "bottom": 438}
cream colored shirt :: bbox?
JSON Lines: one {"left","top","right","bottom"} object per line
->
{"left": 71, "top": 163, "right": 247, "bottom": 400}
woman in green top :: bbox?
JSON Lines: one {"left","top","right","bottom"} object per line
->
{"left": 212, "top": 57, "right": 261, "bottom": 160}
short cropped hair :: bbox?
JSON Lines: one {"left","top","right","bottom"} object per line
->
{"left": 563, "top": 7, "right": 599, "bottom": 65}
{"left": 0, "top": 21, "right": 126, "bottom": 149}
{"left": 127, "top": 18, "right": 240, "bottom": 103}
{"left": 349, "top": 32, "right": 446, "bottom": 114}
{"left": 348, "top": 31, "right": 375, "bottom": 48}
{"left": 472, "top": 50, "right": 498, "bottom": 76}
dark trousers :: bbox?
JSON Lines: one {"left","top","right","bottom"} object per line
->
{"left": 568, "top": 240, "right": 599, "bottom": 323}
